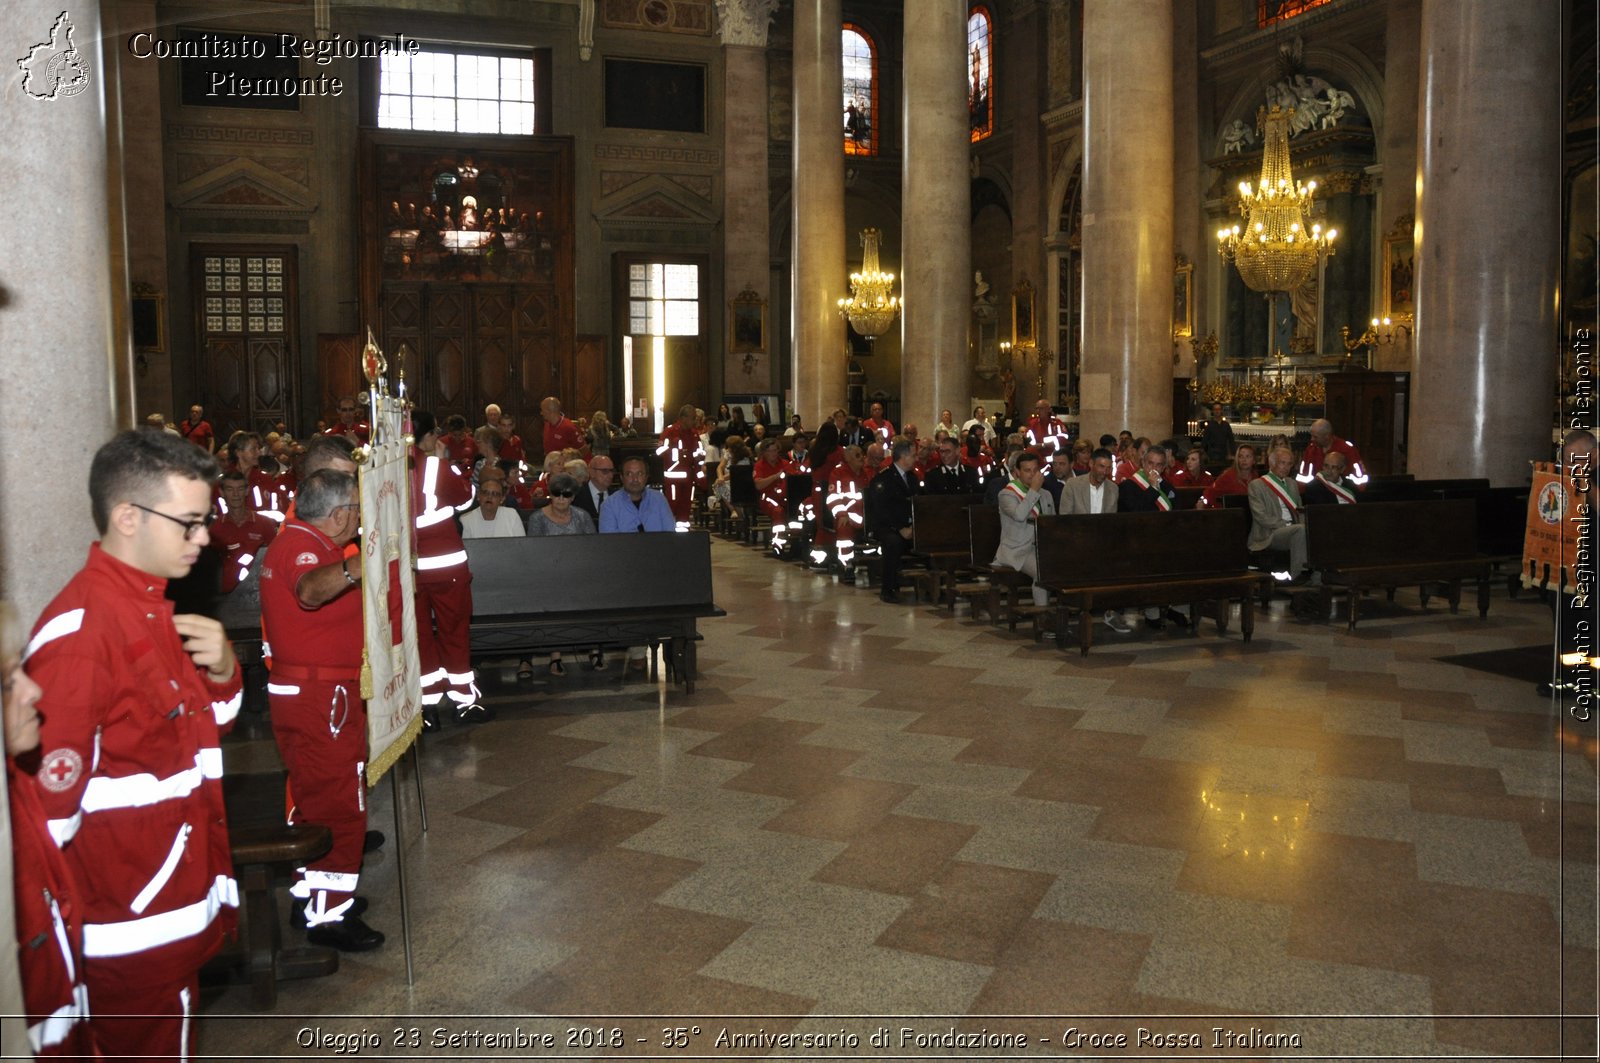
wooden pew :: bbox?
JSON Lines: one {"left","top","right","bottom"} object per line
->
{"left": 1034, "top": 509, "right": 1260, "bottom": 656}
{"left": 204, "top": 772, "right": 338, "bottom": 1010}
{"left": 1304, "top": 499, "right": 1493, "bottom": 630}
{"left": 1361, "top": 477, "right": 1491, "bottom": 502}
{"left": 1442, "top": 484, "right": 1530, "bottom": 597}
{"left": 910, "top": 493, "right": 985, "bottom": 605}
{"left": 465, "top": 532, "right": 725, "bottom": 693}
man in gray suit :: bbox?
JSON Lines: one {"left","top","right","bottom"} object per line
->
{"left": 1060, "top": 447, "right": 1120, "bottom": 516}
{"left": 994, "top": 450, "right": 1056, "bottom": 609}
{"left": 1247, "top": 444, "right": 1308, "bottom": 581}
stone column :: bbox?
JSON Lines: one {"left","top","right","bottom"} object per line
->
{"left": 1373, "top": 0, "right": 1421, "bottom": 373}
{"left": 1410, "top": 0, "right": 1560, "bottom": 484}
{"left": 717, "top": 0, "right": 779, "bottom": 402}
{"left": 900, "top": 0, "right": 970, "bottom": 429}
{"left": 0, "top": 4, "right": 118, "bottom": 1051}
{"left": 1078, "top": 0, "right": 1173, "bottom": 441}
{"left": 791, "top": 0, "right": 846, "bottom": 428}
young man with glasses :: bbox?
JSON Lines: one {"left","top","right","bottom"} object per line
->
{"left": 24, "top": 428, "right": 243, "bottom": 1058}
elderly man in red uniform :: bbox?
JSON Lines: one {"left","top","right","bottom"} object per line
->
{"left": 540, "top": 395, "right": 584, "bottom": 458}
{"left": 324, "top": 395, "right": 371, "bottom": 445}
{"left": 210, "top": 469, "right": 279, "bottom": 593}
{"left": 27, "top": 428, "right": 242, "bottom": 1059}
{"left": 260, "top": 469, "right": 385, "bottom": 951}
{"left": 178, "top": 404, "right": 214, "bottom": 453}
{"left": 411, "top": 410, "right": 490, "bottom": 730}
{"left": 1297, "top": 418, "right": 1368, "bottom": 487}
{"left": 655, "top": 403, "right": 705, "bottom": 531}
{"left": 1201, "top": 443, "right": 1260, "bottom": 508}
{"left": 1024, "top": 399, "right": 1070, "bottom": 456}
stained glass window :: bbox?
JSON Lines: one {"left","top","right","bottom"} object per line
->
{"left": 968, "top": 7, "right": 993, "bottom": 142}
{"left": 1258, "top": 0, "right": 1334, "bottom": 27}
{"left": 843, "top": 25, "right": 877, "bottom": 156}
{"left": 378, "top": 48, "right": 536, "bottom": 134}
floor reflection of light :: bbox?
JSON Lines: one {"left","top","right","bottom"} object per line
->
{"left": 1200, "top": 788, "right": 1310, "bottom": 864}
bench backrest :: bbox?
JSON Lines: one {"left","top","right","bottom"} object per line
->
{"left": 728, "top": 464, "right": 758, "bottom": 504}
{"left": 1440, "top": 485, "right": 1529, "bottom": 556}
{"left": 465, "top": 531, "right": 715, "bottom": 616}
{"left": 912, "top": 493, "right": 984, "bottom": 553}
{"left": 786, "top": 473, "right": 815, "bottom": 518}
{"left": 1173, "top": 486, "right": 1205, "bottom": 510}
{"left": 969, "top": 505, "right": 1000, "bottom": 566}
{"left": 1362, "top": 477, "right": 1490, "bottom": 502}
{"left": 1305, "top": 499, "right": 1480, "bottom": 568}
{"left": 1035, "top": 509, "right": 1249, "bottom": 587}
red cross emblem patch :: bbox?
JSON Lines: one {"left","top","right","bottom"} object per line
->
{"left": 40, "top": 748, "right": 83, "bottom": 793}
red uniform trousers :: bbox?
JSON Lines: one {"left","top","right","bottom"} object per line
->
{"left": 416, "top": 571, "right": 476, "bottom": 710}
{"left": 663, "top": 477, "right": 697, "bottom": 524}
{"left": 88, "top": 972, "right": 198, "bottom": 1063}
{"left": 268, "top": 669, "right": 368, "bottom": 926}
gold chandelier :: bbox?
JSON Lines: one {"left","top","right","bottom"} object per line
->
{"left": 1217, "top": 106, "right": 1336, "bottom": 293}
{"left": 837, "top": 228, "right": 901, "bottom": 339}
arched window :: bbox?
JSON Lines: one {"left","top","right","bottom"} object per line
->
{"left": 968, "top": 6, "right": 994, "bottom": 142}
{"left": 843, "top": 25, "right": 878, "bottom": 156}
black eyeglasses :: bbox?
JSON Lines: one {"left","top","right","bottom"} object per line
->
{"left": 550, "top": 489, "right": 575, "bottom": 498}
{"left": 129, "top": 503, "right": 216, "bottom": 541}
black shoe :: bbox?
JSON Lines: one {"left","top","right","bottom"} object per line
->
{"left": 291, "top": 895, "right": 368, "bottom": 930}
{"left": 1144, "top": 617, "right": 1165, "bottom": 631}
{"left": 363, "top": 830, "right": 384, "bottom": 853}
{"left": 1164, "top": 608, "right": 1189, "bottom": 628}
{"left": 422, "top": 708, "right": 441, "bottom": 733}
{"left": 455, "top": 703, "right": 494, "bottom": 725}
{"left": 880, "top": 592, "right": 901, "bottom": 604}
{"left": 589, "top": 649, "right": 604, "bottom": 670}
{"left": 548, "top": 659, "right": 566, "bottom": 678}
{"left": 306, "top": 913, "right": 385, "bottom": 952}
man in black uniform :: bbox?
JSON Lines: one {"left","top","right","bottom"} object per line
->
{"left": 867, "top": 438, "right": 918, "bottom": 603}
{"left": 920, "top": 436, "right": 979, "bottom": 495}
{"left": 1117, "top": 445, "right": 1187, "bottom": 630}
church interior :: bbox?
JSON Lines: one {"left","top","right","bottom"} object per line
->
{"left": 2, "top": 0, "right": 1598, "bottom": 1056}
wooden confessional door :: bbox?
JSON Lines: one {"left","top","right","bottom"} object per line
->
{"left": 192, "top": 245, "right": 299, "bottom": 437}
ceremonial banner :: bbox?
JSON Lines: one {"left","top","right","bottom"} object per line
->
{"left": 1524, "top": 461, "right": 1586, "bottom": 595}
{"left": 359, "top": 338, "right": 423, "bottom": 784}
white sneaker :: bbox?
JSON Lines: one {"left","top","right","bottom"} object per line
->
{"left": 1102, "top": 610, "right": 1132, "bottom": 633}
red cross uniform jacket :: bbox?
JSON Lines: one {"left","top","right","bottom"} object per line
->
{"left": 25, "top": 544, "right": 242, "bottom": 995}
{"left": 9, "top": 759, "right": 94, "bottom": 1057}
{"left": 411, "top": 447, "right": 475, "bottom": 583}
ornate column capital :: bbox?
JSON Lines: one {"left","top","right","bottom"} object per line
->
{"left": 714, "top": 0, "right": 779, "bottom": 47}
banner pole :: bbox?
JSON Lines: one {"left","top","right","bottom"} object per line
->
{"left": 411, "top": 739, "right": 429, "bottom": 833}
{"left": 389, "top": 768, "right": 415, "bottom": 986}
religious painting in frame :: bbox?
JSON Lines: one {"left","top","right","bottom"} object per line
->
{"left": 729, "top": 288, "right": 765, "bottom": 354}
{"left": 603, "top": 58, "right": 707, "bottom": 133}
{"left": 1012, "top": 276, "right": 1036, "bottom": 349}
{"left": 1383, "top": 215, "right": 1415, "bottom": 320}
{"left": 1173, "top": 255, "right": 1195, "bottom": 339}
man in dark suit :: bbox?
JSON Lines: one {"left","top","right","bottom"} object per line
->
{"left": 839, "top": 416, "right": 871, "bottom": 450}
{"left": 1041, "top": 449, "right": 1072, "bottom": 509}
{"left": 574, "top": 454, "right": 616, "bottom": 520}
{"left": 919, "top": 437, "right": 979, "bottom": 495}
{"left": 866, "top": 438, "right": 918, "bottom": 603}
{"left": 1302, "top": 450, "right": 1358, "bottom": 506}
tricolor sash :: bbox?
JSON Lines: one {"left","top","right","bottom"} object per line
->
{"left": 1263, "top": 473, "right": 1300, "bottom": 516}
{"left": 1132, "top": 471, "right": 1172, "bottom": 511}
{"left": 1004, "top": 479, "right": 1043, "bottom": 515}
{"left": 1322, "top": 478, "right": 1357, "bottom": 504}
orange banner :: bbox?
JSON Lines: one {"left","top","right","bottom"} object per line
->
{"left": 1524, "top": 462, "right": 1586, "bottom": 594}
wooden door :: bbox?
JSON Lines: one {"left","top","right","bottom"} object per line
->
{"left": 317, "top": 333, "right": 361, "bottom": 427}
{"left": 192, "top": 245, "right": 298, "bottom": 437}
{"left": 573, "top": 334, "right": 607, "bottom": 420}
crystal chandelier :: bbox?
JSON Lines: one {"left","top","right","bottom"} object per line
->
{"left": 1217, "top": 106, "right": 1336, "bottom": 293}
{"left": 837, "top": 228, "right": 901, "bottom": 339}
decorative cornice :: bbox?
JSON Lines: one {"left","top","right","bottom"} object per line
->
{"left": 167, "top": 124, "right": 313, "bottom": 147}
{"left": 714, "top": 0, "right": 778, "bottom": 47}
{"left": 595, "top": 143, "right": 722, "bottom": 166}
{"left": 1199, "top": 0, "right": 1382, "bottom": 67}
{"left": 1040, "top": 99, "right": 1083, "bottom": 132}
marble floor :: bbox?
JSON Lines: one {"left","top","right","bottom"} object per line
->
{"left": 200, "top": 538, "right": 1598, "bottom": 1060}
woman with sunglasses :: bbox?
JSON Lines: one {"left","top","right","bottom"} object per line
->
{"left": 526, "top": 472, "right": 595, "bottom": 676}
